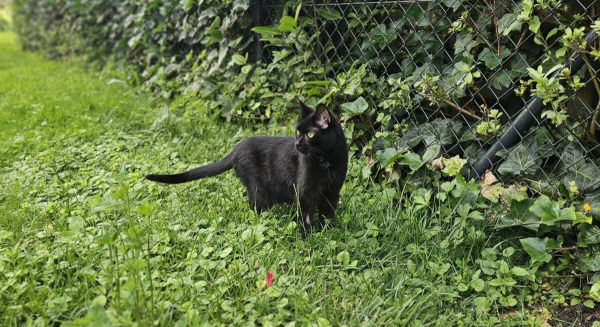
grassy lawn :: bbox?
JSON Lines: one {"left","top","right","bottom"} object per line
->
{"left": 0, "top": 30, "right": 550, "bottom": 326}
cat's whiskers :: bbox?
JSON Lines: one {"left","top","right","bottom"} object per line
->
{"left": 327, "top": 170, "right": 335, "bottom": 184}
{"left": 306, "top": 147, "right": 334, "bottom": 171}
{"left": 310, "top": 146, "right": 331, "bottom": 160}
{"left": 306, "top": 148, "right": 319, "bottom": 162}
{"left": 306, "top": 148, "right": 320, "bottom": 161}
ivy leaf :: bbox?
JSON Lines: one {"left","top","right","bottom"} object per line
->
{"left": 318, "top": 8, "right": 342, "bottom": 20}
{"left": 377, "top": 148, "right": 403, "bottom": 167}
{"left": 404, "top": 5, "right": 424, "bottom": 21}
{"left": 479, "top": 47, "right": 511, "bottom": 70}
{"left": 573, "top": 212, "right": 592, "bottom": 225}
{"left": 529, "top": 195, "right": 575, "bottom": 224}
{"left": 401, "top": 153, "right": 425, "bottom": 171}
{"left": 441, "top": 0, "right": 464, "bottom": 11}
{"left": 498, "top": 144, "right": 538, "bottom": 176}
{"left": 397, "top": 126, "right": 423, "bottom": 148}
{"left": 578, "top": 224, "right": 600, "bottom": 246}
{"left": 520, "top": 237, "right": 558, "bottom": 263}
{"left": 232, "top": 0, "right": 250, "bottom": 12}
{"left": 422, "top": 144, "right": 441, "bottom": 163}
{"left": 558, "top": 143, "right": 583, "bottom": 164}
{"left": 421, "top": 119, "right": 464, "bottom": 146}
{"left": 499, "top": 12, "right": 520, "bottom": 35}
{"left": 368, "top": 24, "right": 397, "bottom": 48}
{"left": 454, "top": 33, "right": 481, "bottom": 55}
{"left": 455, "top": 61, "right": 471, "bottom": 73}
{"left": 564, "top": 162, "right": 600, "bottom": 192}
{"left": 586, "top": 191, "right": 600, "bottom": 221}
{"left": 490, "top": 72, "right": 512, "bottom": 89}
{"left": 441, "top": 156, "right": 467, "bottom": 176}
{"left": 481, "top": 184, "right": 505, "bottom": 203}
{"left": 578, "top": 252, "right": 600, "bottom": 273}
{"left": 510, "top": 58, "right": 529, "bottom": 80}
{"left": 502, "top": 185, "right": 529, "bottom": 203}
{"left": 490, "top": 56, "right": 528, "bottom": 89}
{"left": 340, "top": 97, "right": 369, "bottom": 117}
{"left": 496, "top": 199, "right": 540, "bottom": 231}
{"left": 559, "top": 144, "right": 600, "bottom": 191}
{"left": 590, "top": 281, "right": 600, "bottom": 301}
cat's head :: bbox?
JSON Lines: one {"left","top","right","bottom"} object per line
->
{"left": 294, "top": 101, "right": 339, "bottom": 155}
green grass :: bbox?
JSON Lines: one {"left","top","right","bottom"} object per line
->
{"left": 0, "top": 30, "right": 552, "bottom": 326}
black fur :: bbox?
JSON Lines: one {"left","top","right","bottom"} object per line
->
{"left": 146, "top": 101, "right": 348, "bottom": 237}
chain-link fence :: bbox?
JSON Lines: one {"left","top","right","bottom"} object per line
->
{"left": 251, "top": 0, "right": 600, "bottom": 198}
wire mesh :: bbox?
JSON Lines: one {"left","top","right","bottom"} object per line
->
{"left": 251, "top": 0, "right": 600, "bottom": 198}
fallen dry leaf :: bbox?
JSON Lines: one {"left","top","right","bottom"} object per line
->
{"left": 480, "top": 170, "right": 498, "bottom": 186}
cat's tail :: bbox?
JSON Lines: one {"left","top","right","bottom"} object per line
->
{"left": 145, "top": 152, "right": 234, "bottom": 184}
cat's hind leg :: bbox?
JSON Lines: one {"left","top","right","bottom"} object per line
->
{"left": 246, "top": 183, "right": 271, "bottom": 213}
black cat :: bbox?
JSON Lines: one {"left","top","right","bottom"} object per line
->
{"left": 146, "top": 101, "right": 348, "bottom": 237}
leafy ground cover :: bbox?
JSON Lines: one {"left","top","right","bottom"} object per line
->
{"left": 0, "top": 31, "right": 598, "bottom": 326}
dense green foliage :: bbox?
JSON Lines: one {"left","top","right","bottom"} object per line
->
{"left": 0, "top": 5, "right": 10, "bottom": 31}
{"left": 7, "top": 0, "right": 600, "bottom": 324}
{"left": 0, "top": 30, "right": 580, "bottom": 326}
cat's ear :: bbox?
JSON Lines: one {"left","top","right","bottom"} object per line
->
{"left": 315, "top": 104, "right": 330, "bottom": 129}
{"left": 299, "top": 100, "right": 315, "bottom": 118}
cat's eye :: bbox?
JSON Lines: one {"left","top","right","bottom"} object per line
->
{"left": 307, "top": 132, "right": 315, "bottom": 138}
{"left": 295, "top": 130, "right": 300, "bottom": 137}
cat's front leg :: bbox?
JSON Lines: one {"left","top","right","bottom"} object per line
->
{"left": 298, "top": 195, "right": 316, "bottom": 238}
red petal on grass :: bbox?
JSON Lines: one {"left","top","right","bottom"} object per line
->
{"left": 265, "top": 271, "right": 273, "bottom": 288}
